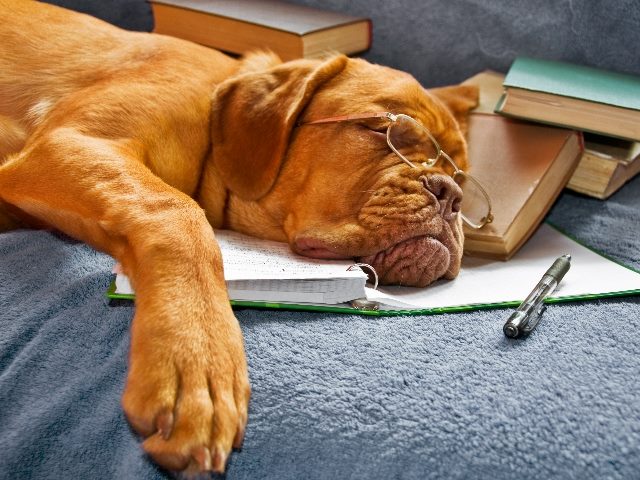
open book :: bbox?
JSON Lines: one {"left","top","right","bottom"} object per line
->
{"left": 108, "top": 226, "right": 640, "bottom": 316}
{"left": 112, "top": 230, "right": 368, "bottom": 305}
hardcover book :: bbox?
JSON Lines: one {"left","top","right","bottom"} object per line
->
{"left": 567, "top": 134, "right": 640, "bottom": 199}
{"left": 149, "top": 0, "right": 372, "bottom": 60}
{"left": 495, "top": 57, "right": 640, "bottom": 141}
{"left": 462, "top": 113, "right": 582, "bottom": 260}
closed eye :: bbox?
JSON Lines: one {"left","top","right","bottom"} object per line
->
{"left": 366, "top": 125, "right": 387, "bottom": 134}
{"left": 357, "top": 123, "right": 387, "bottom": 138}
{"left": 365, "top": 128, "right": 387, "bottom": 143}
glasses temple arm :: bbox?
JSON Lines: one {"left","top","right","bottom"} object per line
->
{"left": 300, "top": 112, "right": 392, "bottom": 125}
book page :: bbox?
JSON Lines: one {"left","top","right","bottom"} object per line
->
{"left": 215, "top": 230, "right": 364, "bottom": 281}
{"left": 368, "top": 223, "right": 640, "bottom": 310}
{"left": 113, "top": 230, "right": 367, "bottom": 304}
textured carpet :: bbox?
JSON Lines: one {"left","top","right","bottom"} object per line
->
{"left": 1, "top": 177, "right": 639, "bottom": 480}
{"left": 3, "top": 1, "right": 640, "bottom": 478}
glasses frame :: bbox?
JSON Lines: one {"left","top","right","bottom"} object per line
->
{"left": 300, "top": 112, "right": 494, "bottom": 229}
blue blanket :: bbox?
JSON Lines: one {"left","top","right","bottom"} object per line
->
{"left": 7, "top": 1, "right": 640, "bottom": 475}
{"left": 1, "top": 175, "right": 639, "bottom": 479}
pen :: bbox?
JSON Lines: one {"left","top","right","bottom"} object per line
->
{"left": 503, "top": 254, "right": 572, "bottom": 338}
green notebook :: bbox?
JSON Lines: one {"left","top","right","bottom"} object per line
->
{"left": 107, "top": 224, "right": 640, "bottom": 317}
{"left": 496, "top": 57, "right": 640, "bottom": 141}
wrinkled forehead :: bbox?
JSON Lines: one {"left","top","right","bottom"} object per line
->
{"left": 303, "top": 58, "right": 453, "bottom": 132}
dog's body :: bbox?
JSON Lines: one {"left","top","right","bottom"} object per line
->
{"left": 0, "top": 0, "right": 477, "bottom": 474}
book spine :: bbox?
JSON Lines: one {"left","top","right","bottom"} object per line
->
{"left": 152, "top": 3, "right": 303, "bottom": 59}
{"left": 494, "top": 93, "right": 507, "bottom": 114}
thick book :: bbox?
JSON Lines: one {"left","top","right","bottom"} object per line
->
{"left": 495, "top": 57, "right": 640, "bottom": 141}
{"left": 149, "top": 0, "right": 372, "bottom": 60}
{"left": 113, "top": 230, "right": 368, "bottom": 305}
{"left": 108, "top": 225, "right": 640, "bottom": 316}
{"left": 566, "top": 134, "right": 640, "bottom": 199}
{"left": 461, "top": 113, "right": 582, "bottom": 260}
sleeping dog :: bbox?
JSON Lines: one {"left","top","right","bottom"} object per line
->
{"left": 0, "top": 0, "right": 478, "bottom": 474}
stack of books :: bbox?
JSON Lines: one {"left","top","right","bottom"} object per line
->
{"left": 460, "top": 70, "right": 582, "bottom": 260}
{"left": 461, "top": 59, "right": 640, "bottom": 259}
{"left": 496, "top": 57, "right": 640, "bottom": 200}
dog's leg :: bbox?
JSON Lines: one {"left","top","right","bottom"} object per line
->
{"left": 0, "top": 128, "right": 249, "bottom": 473}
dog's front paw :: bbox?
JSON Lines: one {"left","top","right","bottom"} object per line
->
{"left": 121, "top": 304, "right": 250, "bottom": 474}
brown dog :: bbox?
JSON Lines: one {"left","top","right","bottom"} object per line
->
{"left": 0, "top": 0, "right": 478, "bottom": 474}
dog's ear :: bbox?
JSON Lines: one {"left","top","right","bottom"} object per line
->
{"left": 429, "top": 85, "right": 479, "bottom": 136}
{"left": 211, "top": 55, "right": 348, "bottom": 200}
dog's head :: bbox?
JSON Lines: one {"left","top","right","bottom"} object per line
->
{"left": 206, "top": 53, "right": 478, "bottom": 287}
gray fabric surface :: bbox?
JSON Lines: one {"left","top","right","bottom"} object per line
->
{"left": 298, "top": 0, "right": 640, "bottom": 87}
{"left": 1, "top": 179, "right": 639, "bottom": 480}
{"left": 41, "top": 0, "right": 640, "bottom": 86}
{"left": 41, "top": 0, "right": 153, "bottom": 32}
{"left": 2, "top": 1, "right": 640, "bottom": 479}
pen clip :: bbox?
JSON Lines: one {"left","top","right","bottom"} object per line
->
{"left": 522, "top": 303, "right": 547, "bottom": 334}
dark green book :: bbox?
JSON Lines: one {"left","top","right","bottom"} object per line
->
{"left": 495, "top": 57, "right": 640, "bottom": 141}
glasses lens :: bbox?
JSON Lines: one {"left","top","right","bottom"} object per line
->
{"left": 388, "top": 115, "right": 439, "bottom": 166}
{"left": 453, "top": 171, "right": 492, "bottom": 229}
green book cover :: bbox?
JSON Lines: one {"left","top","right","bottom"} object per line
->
{"left": 503, "top": 57, "right": 640, "bottom": 110}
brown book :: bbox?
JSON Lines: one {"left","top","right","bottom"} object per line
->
{"left": 149, "top": 0, "right": 372, "bottom": 61}
{"left": 566, "top": 134, "right": 640, "bottom": 199}
{"left": 462, "top": 113, "right": 583, "bottom": 259}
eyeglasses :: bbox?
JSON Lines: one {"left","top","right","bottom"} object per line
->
{"left": 300, "top": 112, "right": 493, "bottom": 229}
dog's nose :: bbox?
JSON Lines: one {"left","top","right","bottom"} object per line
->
{"left": 420, "top": 174, "right": 462, "bottom": 221}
